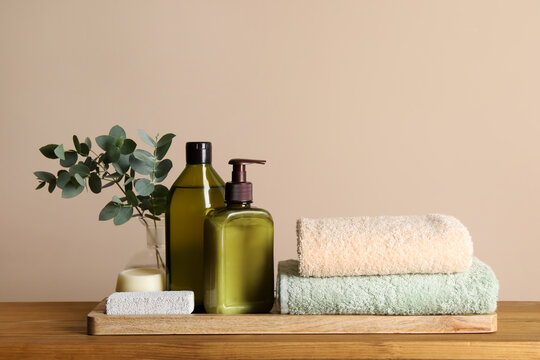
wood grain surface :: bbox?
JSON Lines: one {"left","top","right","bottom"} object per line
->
{"left": 1, "top": 301, "right": 539, "bottom": 359}
{"left": 88, "top": 299, "right": 497, "bottom": 335}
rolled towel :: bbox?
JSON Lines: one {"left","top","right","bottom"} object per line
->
{"left": 277, "top": 258, "right": 498, "bottom": 315}
{"left": 106, "top": 291, "right": 194, "bottom": 315}
{"left": 297, "top": 214, "right": 473, "bottom": 276}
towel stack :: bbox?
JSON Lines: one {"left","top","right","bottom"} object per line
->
{"left": 277, "top": 214, "right": 499, "bottom": 315}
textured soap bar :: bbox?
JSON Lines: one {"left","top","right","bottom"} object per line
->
{"left": 106, "top": 291, "right": 194, "bottom": 315}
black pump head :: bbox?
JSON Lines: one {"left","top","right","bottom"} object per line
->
{"left": 225, "top": 159, "right": 266, "bottom": 203}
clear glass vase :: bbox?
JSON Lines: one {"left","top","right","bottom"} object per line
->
{"left": 115, "top": 216, "right": 166, "bottom": 292}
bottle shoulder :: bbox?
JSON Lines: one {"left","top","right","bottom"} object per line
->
{"left": 171, "top": 164, "right": 225, "bottom": 187}
{"left": 206, "top": 206, "right": 273, "bottom": 223}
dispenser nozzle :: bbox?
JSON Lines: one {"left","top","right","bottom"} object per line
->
{"left": 228, "top": 159, "right": 266, "bottom": 183}
{"left": 226, "top": 159, "right": 266, "bottom": 203}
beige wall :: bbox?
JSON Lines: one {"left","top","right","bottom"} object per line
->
{"left": 1, "top": 0, "right": 539, "bottom": 301}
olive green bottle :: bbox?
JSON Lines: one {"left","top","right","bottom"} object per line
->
{"left": 204, "top": 159, "right": 274, "bottom": 314}
{"left": 166, "top": 142, "right": 225, "bottom": 309}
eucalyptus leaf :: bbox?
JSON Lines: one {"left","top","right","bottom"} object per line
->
{"left": 150, "top": 202, "right": 167, "bottom": 215}
{"left": 73, "top": 135, "right": 81, "bottom": 152}
{"left": 156, "top": 133, "right": 176, "bottom": 147}
{"left": 69, "top": 163, "right": 90, "bottom": 177}
{"left": 102, "top": 180, "right": 116, "bottom": 189}
{"left": 129, "top": 154, "right": 153, "bottom": 175}
{"left": 138, "top": 129, "right": 156, "bottom": 146}
{"left": 125, "top": 189, "right": 139, "bottom": 206}
{"left": 152, "top": 184, "right": 169, "bottom": 199}
{"left": 103, "top": 172, "right": 122, "bottom": 180}
{"left": 34, "top": 171, "right": 55, "bottom": 182}
{"left": 89, "top": 173, "right": 102, "bottom": 193}
{"left": 120, "top": 139, "right": 136, "bottom": 155}
{"left": 48, "top": 180, "right": 56, "bottom": 193}
{"left": 84, "top": 156, "right": 97, "bottom": 171}
{"left": 117, "top": 153, "right": 130, "bottom": 173}
{"left": 134, "top": 178, "right": 155, "bottom": 196}
{"left": 106, "top": 146, "right": 121, "bottom": 163}
{"left": 114, "top": 206, "right": 133, "bottom": 225}
{"left": 99, "top": 202, "right": 120, "bottom": 221}
{"left": 112, "top": 195, "right": 123, "bottom": 204}
{"left": 54, "top": 144, "right": 65, "bottom": 160}
{"left": 156, "top": 142, "right": 172, "bottom": 160}
{"left": 151, "top": 184, "right": 170, "bottom": 215}
{"left": 35, "top": 181, "right": 46, "bottom": 190}
{"left": 112, "top": 163, "right": 125, "bottom": 176}
{"left": 156, "top": 133, "right": 175, "bottom": 160}
{"left": 79, "top": 143, "right": 90, "bottom": 156}
{"left": 59, "top": 151, "right": 78, "bottom": 168}
{"left": 124, "top": 175, "right": 133, "bottom": 191}
{"left": 109, "top": 125, "right": 126, "bottom": 139}
{"left": 74, "top": 173, "right": 85, "bottom": 186}
{"left": 133, "top": 149, "right": 155, "bottom": 162}
{"left": 61, "top": 181, "right": 84, "bottom": 198}
{"left": 140, "top": 197, "right": 152, "bottom": 211}
{"left": 84, "top": 137, "right": 92, "bottom": 151}
{"left": 56, "top": 171, "right": 71, "bottom": 189}
{"left": 39, "top": 144, "right": 59, "bottom": 159}
{"left": 155, "top": 159, "right": 172, "bottom": 182}
{"left": 95, "top": 135, "right": 115, "bottom": 151}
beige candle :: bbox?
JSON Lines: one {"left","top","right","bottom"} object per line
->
{"left": 115, "top": 268, "right": 165, "bottom": 292}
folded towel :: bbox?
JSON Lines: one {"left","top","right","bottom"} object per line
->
{"left": 297, "top": 214, "right": 473, "bottom": 276}
{"left": 106, "top": 291, "right": 194, "bottom": 315}
{"left": 278, "top": 258, "right": 498, "bottom": 315}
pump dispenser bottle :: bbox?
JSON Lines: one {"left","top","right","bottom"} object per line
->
{"left": 166, "top": 142, "right": 225, "bottom": 309}
{"left": 204, "top": 159, "right": 274, "bottom": 314}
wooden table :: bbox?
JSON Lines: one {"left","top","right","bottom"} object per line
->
{"left": 0, "top": 301, "right": 539, "bottom": 359}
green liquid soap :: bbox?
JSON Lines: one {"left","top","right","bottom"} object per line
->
{"left": 203, "top": 159, "right": 274, "bottom": 314}
{"left": 166, "top": 143, "right": 225, "bottom": 308}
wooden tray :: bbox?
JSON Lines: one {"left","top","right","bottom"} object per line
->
{"left": 87, "top": 300, "right": 497, "bottom": 335}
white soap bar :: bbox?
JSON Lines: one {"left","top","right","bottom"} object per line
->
{"left": 106, "top": 291, "right": 195, "bottom": 315}
{"left": 115, "top": 268, "right": 165, "bottom": 292}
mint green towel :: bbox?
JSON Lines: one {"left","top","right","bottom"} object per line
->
{"left": 278, "top": 258, "right": 498, "bottom": 315}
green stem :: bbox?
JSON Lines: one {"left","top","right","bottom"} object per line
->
{"left": 150, "top": 139, "right": 164, "bottom": 270}
{"left": 150, "top": 138, "right": 159, "bottom": 229}
{"left": 155, "top": 246, "right": 165, "bottom": 269}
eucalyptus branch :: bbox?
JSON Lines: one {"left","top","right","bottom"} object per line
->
{"left": 34, "top": 125, "right": 176, "bottom": 227}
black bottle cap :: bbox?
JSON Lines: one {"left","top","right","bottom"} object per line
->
{"left": 186, "top": 142, "right": 212, "bottom": 164}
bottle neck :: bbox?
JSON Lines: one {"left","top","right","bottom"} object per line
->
{"left": 173, "top": 163, "right": 225, "bottom": 188}
{"left": 186, "top": 163, "right": 212, "bottom": 169}
{"left": 183, "top": 163, "right": 215, "bottom": 180}
{"left": 226, "top": 201, "right": 251, "bottom": 209}
{"left": 180, "top": 163, "right": 213, "bottom": 176}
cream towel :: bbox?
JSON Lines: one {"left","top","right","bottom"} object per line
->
{"left": 297, "top": 214, "right": 473, "bottom": 277}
